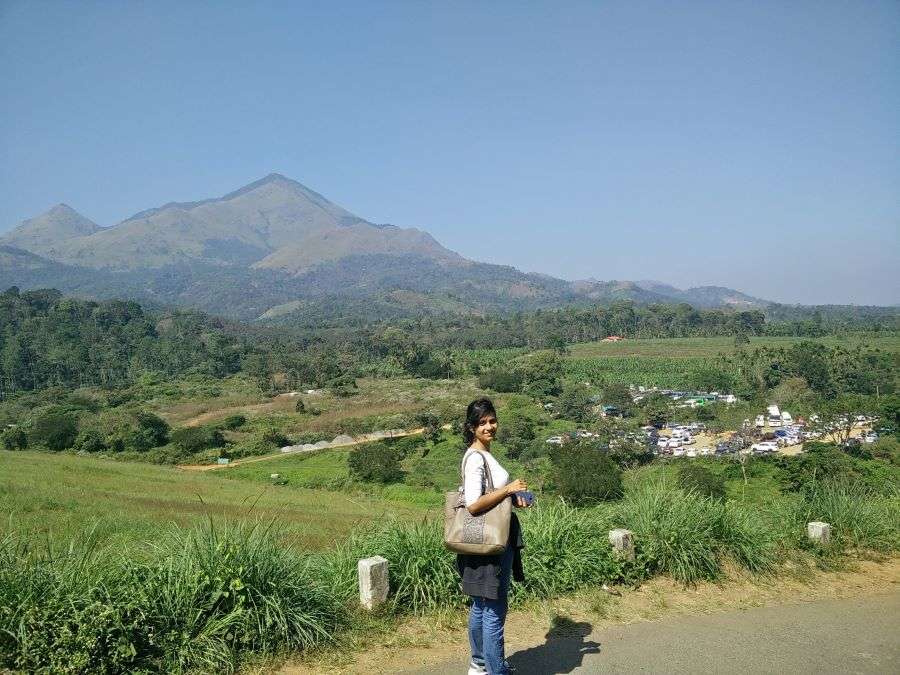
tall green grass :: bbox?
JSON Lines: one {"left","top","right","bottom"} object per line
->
{"left": 2, "top": 484, "right": 897, "bottom": 672}
{"left": 0, "top": 522, "right": 344, "bottom": 674}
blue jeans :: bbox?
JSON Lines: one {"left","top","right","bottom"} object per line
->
{"left": 468, "top": 543, "right": 514, "bottom": 675}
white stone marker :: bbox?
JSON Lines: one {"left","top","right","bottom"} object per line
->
{"left": 608, "top": 529, "right": 635, "bottom": 561}
{"left": 358, "top": 556, "right": 389, "bottom": 609}
{"left": 807, "top": 521, "right": 831, "bottom": 544}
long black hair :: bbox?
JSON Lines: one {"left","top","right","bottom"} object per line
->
{"left": 463, "top": 397, "right": 497, "bottom": 447}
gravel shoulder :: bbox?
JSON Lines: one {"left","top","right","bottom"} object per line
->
{"left": 279, "top": 558, "right": 900, "bottom": 674}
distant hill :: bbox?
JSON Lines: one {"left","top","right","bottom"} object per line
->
{"left": 634, "top": 280, "right": 767, "bottom": 308}
{"left": 4, "top": 173, "right": 881, "bottom": 323}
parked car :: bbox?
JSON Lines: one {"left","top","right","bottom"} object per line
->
{"left": 751, "top": 441, "right": 779, "bottom": 454}
{"left": 698, "top": 447, "right": 713, "bottom": 456}
{"left": 545, "top": 436, "right": 564, "bottom": 445}
{"left": 864, "top": 432, "right": 878, "bottom": 444}
{"left": 672, "top": 448, "right": 686, "bottom": 457}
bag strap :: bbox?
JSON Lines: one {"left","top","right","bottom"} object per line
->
{"left": 461, "top": 449, "right": 495, "bottom": 495}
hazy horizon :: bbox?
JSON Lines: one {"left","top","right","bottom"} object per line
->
{"left": 2, "top": 1, "right": 898, "bottom": 306}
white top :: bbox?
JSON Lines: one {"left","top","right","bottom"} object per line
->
{"left": 462, "top": 447, "right": 510, "bottom": 507}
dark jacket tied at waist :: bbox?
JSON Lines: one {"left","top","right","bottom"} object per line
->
{"left": 456, "top": 512, "right": 525, "bottom": 600}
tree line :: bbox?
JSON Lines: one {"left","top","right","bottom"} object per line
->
{"left": 1, "top": 287, "right": 897, "bottom": 399}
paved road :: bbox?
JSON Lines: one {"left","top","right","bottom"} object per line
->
{"left": 416, "top": 593, "right": 900, "bottom": 674}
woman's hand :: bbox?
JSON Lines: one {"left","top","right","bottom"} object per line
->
{"left": 505, "top": 478, "right": 528, "bottom": 496}
{"left": 506, "top": 478, "right": 531, "bottom": 507}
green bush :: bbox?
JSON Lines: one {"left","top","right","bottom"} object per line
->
{"left": 1, "top": 427, "right": 27, "bottom": 450}
{"left": 347, "top": 442, "right": 403, "bottom": 484}
{"left": 477, "top": 369, "right": 523, "bottom": 393}
{"left": 29, "top": 408, "right": 78, "bottom": 451}
{"left": 129, "top": 411, "right": 170, "bottom": 451}
{"left": 169, "top": 426, "right": 226, "bottom": 454}
{"left": 219, "top": 414, "right": 247, "bottom": 430}
{"left": 0, "top": 523, "right": 344, "bottom": 673}
{"left": 261, "top": 428, "right": 290, "bottom": 447}
{"left": 774, "top": 443, "right": 900, "bottom": 495}
{"left": 677, "top": 463, "right": 726, "bottom": 501}
{"left": 73, "top": 427, "right": 107, "bottom": 454}
{"left": 548, "top": 441, "right": 623, "bottom": 506}
{"left": 870, "top": 436, "right": 900, "bottom": 465}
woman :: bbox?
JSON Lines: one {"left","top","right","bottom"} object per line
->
{"left": 457, "top": 398, "right": 530, "bottom": 675}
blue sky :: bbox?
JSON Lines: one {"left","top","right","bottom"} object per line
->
{"left": 1, "top": 1, "right": 897, "bottom": 305}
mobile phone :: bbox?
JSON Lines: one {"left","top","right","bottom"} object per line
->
{"left": 515, "top": 490, "right": 535, "bottom": 506}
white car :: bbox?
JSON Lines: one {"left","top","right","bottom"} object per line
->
{"left": 672, "top": 448, "right": 686, "bottom": 457}
{"left": 864, "top": 432, "right": 878, "bottom": 444}
{"left": 545, "top": 436, "right": 564, "bottom": 445}
{"left": 698, "top": 447, "right": 712, "bottom": 456}
{"left": 685, "top": 449, "right": 697, "bottom": 458}
{"left": 751, "top": 442, "right": 778, "bottom": 453}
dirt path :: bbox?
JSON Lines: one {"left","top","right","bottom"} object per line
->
{"left": 280, "top": 558, "right": 900, "bottom": 674}
{"left": 176, "top": 392, "right": 303, "bottom": 428}
{"left": 177, "top": 427, "right": 426, "bottom": 472}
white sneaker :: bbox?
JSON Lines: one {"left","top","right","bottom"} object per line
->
{"left": 467, "top": 662, "right": 488, "bottom": 675}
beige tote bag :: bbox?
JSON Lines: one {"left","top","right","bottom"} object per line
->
{"left": 443, "top": 450, "right": 511, "bottom": 554}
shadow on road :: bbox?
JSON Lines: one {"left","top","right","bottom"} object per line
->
{"left": 507, "top": 615, "right": 601, "bottom": 674}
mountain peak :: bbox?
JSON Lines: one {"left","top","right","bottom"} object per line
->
{"left": 1, "top": 203, "right": 101, "bottom": 257}
{"left": 49, "top": 203, "right": 79, "bottom": 215}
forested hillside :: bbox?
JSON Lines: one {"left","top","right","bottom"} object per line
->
{"left": 2, "top": 286, "right": 897, "bottom": 400}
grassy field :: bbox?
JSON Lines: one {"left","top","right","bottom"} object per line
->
{"left": 0, "top": 450, "right": 427, "bottom": 551}
{"left": 560, "top": 334, "right": 900, "bottom": 388}
{"left": 566, "top": 334, "right": 900, "bottom": 359}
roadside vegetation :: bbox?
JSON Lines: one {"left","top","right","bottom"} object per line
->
{"left": 1, "top": 288, "right": 898, "bottom": 672}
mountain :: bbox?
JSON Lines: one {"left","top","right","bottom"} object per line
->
{"left": 1, "top": 174, "right": 779, "bottom": 321}
{"left": 3, "top": 173, "right": 465, "bottom": 272}
{"left": 2, "top": 204, "right": 101, "bottom": 259}
{"left": 634, "top": 280, "right": 766, "bottom": 308}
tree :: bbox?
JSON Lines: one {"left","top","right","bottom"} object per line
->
{"left": 518, "top": 352, "right": 563, "bottom": 399}
{"left": 131, "top": 411, "right": 170, "bottom": 450}
{"left": 548, "top": 440, "right": 623, "bottom": 505}
{"left": 477, "top": 370, "right": 523, "bottom": 393}
{"left": 170, "top": 426, "right": 226, "bottom": 454}
{"left": 348, "top": 442, "right": 403, "bottom": 483}
{"left": 497, "top": 410, "right": 536, "bottom": 459}
{"left": 73, "top": 428, "right": 106, "bottom": 453}
{"left": 813, "top": 395, "right": 873, "bottom": 445}
{"left": 1, "top": 427, "right": 27, "bottom": 450}
{"left": 641, "top": 394, "right": 671, "bottom": 428}
{"left": 607, "top": 438, "right": 654, "bottom": 470}
{"left": 30, "top": 408, "right": 78, "bottom": 451}
{"left": 556, "top": 384, "right": 593, "bottom": 423}
{"left": 415, "top": 411, "right": 443, "bottom": 457}
{"left": 691, "top": 366, "right": 734, "bottom": 393}
{"left": 602, "top": 383, "right": 633, "bottom": 410}
{"left": 787, "top": 342, "right": 833, "bottom": 395}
